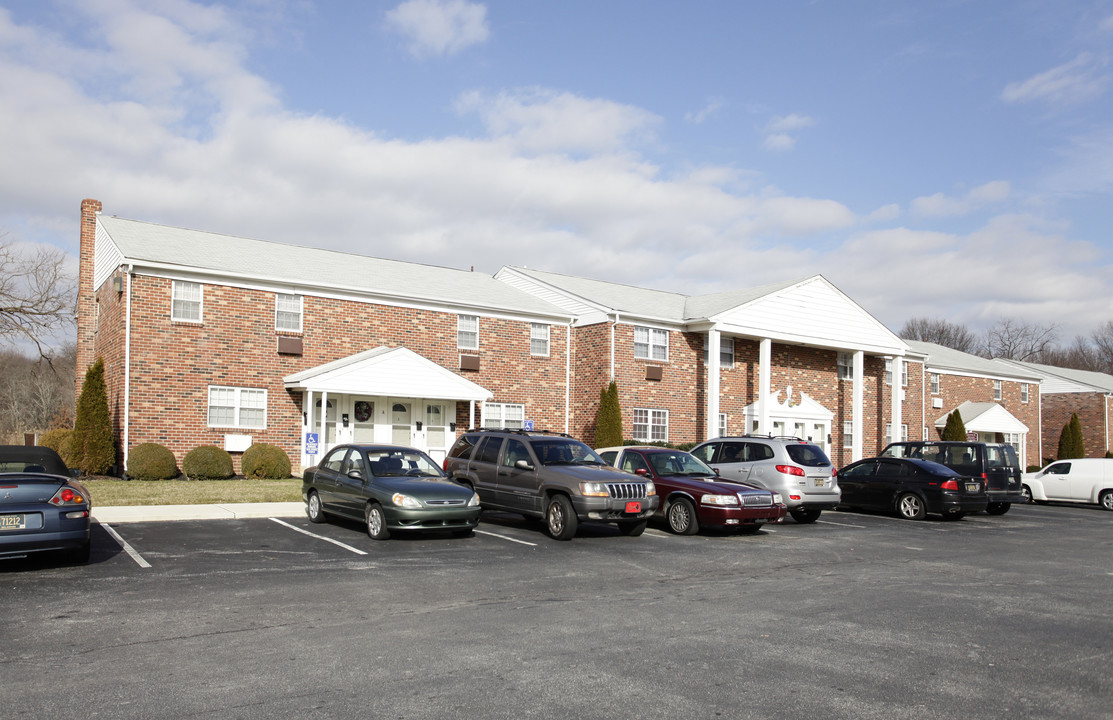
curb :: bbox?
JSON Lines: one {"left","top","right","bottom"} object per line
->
{"left": 92, "top": 502, "right": 306, "bottom": 524}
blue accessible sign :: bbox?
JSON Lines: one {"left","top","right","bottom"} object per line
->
{"left": 305, "top": 432, "right": 319, "bottom": 456}
{"left": 523, "top": 420, "right": 534, "bottom": 431}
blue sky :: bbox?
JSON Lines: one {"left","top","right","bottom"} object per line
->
{"left": 2, "top": 0, "right": 1112, "bottom": 342}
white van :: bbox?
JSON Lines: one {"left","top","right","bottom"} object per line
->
{"left": 1022, "top": 458, "right": 1113, "bottom": 510}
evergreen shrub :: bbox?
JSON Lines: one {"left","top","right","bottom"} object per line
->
{"left": 241, "top": 443, "right": 292, "bottom": 479}
{"left": 127, "top": 443, "right": 180, "bottom": 480}
{"left": 182, "top": 445, "right": 235, "bottom": 480}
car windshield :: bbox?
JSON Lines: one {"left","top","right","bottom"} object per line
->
{"left": 532, "top": 439, "right": 605, "bottom": 466}
{"left": 785, "top": 443, "right": 832, "bottom": 467}
{"left": 648, "top": 452, "right": 714, "bottom": 476}
{"left": 366, "top": 450, "right": 444, "bottom": 478}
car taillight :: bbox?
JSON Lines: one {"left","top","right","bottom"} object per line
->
{"left": 940, "top": 480, "right": 959, "bottom": 491}
{"left": 49, "top": 486, "right": 86, "bottom": 506}
{"left": 776, "top": 465, "right": 805, "bottom": 477}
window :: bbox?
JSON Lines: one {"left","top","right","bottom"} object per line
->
{"left": 634, "top": 326, "right": 669, "bottom": 361}
{"left": 458, "top": 315, "right": 479, "bottom": 350}
{"left": 208, "top": 386, "right": 266, "bottom": 429}
{"left": 1004, "top": 432, "right": 1022, "bottom": 454}
{"left": 930, "top": 373, "right": 940, "bottom": 395}
{"left": 842, "top": 420, "right": 854, "bottom": 449}
{"left": 993, "top": 380, "right": 1002, "bottom": 401}
{"left": 837, "top": 352, "right": 853, "bottom": 381}
{"left": 483, "top": 402, "right": 524, "bottom": 429}
{"left": 530, "top": 323, "right": 550, "bottom": 356}
{"left": 704, "top": 336, "right": 734, "bottom": 368}
{"left": 885, "top": 359, "right": 893, "bottom": 385}
{"left": 632, "top": 408, "right": 668, "bottom": 442}
{"left": 718, "top": 413, "right": 728, "bottom": 438}
{"left": 1021, "top": 383, "right": 1029, "bottom": 403}
{"left": 885, "top": 359, "right": 909, "bottom": 386}
{"left": 885, "top": 423, "right": 910, "bottom": 444}
{"left": 902, "top": 360, "right": 909, "bottom": 387}
{"left": 172, "top": 281, "right": 202, "bottom": 323}
{"left": 275, "top": 294, "right": 302, "bottom": 332}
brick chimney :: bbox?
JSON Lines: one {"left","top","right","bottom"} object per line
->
{"left": 75, "top": 198, "right": 102, "bottom": 400}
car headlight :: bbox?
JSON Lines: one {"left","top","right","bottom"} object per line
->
{"left": 391, "top": 493, "right": 422, "bottom": 509}
{"left": 580, "top": 482, "right": 610, "bottom": 497}
{"left": 645, "top": 481, "right": 656, "bottom": 496}
{"left": 701, "top": 493, "right": 740, "bottom": 506}
{"left": 467, "top": 493, "right": 480, "bottom": 507}
{"left": 772, "top": 493, "right": 783, "bottom": 504}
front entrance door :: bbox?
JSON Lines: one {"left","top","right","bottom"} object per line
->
{"left": 391, "top": 402, "right": 412, "bottom": 446}
{"left": 423, "top": 402, "right": 449, "bottom": 462}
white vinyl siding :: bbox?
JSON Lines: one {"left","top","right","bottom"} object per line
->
{"left": 208, "top": 386, "right": 266, "bottom": 429}
{"left": 172, "top": 281, "right": 202, "bottom": 323}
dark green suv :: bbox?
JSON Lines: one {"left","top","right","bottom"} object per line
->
{"left": 444, "top": 429, "right": 658, "bottom": 540}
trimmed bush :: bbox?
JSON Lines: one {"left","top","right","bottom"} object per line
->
{"left": 241, "top": 443, "right": 292, "bottom": 479}
{"left": 127, "top": 443, "right": 180, "bottom": 480}
{"left": 595, "top": 380, "right": 623, "bottom": 449}
{"left": 182, "top": 445, "right": 235, "bottom": 480}
{"left": 39, "top": 428, "right": 72, "bottom": 456}
{"left": 941, "top": 409, "right": 967, "bottom": 441}
{"left": 70, "top": 358, "right": 116, "bottom": 475}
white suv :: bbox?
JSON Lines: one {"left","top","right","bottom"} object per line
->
{"left": 690, "top": 436, "right": 839, "bottom": 523}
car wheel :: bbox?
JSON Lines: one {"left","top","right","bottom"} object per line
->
{"left": 985, "top": 502, "right": 1011, "bottom": 516}
{"left": 897, "top": 493, "right": 926, "bottom": 520}
{"left": 617, "top": 520, "right": 647, "bottom": 536}
{"left": 789, "top": 507, "right": 821, "bottom": 524}
{"left": 306, "top": 491, "right": 326, "bottom": 523}
{"left": 666, "top": 498, "right": 699, "bottom": 535}
{"left": 737, "top": 524, "right": 763, "bottom": 535}
{"left": 365, "top": 503, "right": 390, "bottom": 540}
{"left": 1021, "top": 485, "right": 1033, "bottom": 504}
{"left": 545, "top": 494, "right": 578, "bottom": 541}
{"left": 1100, "top": 490, "right": 1113, "bottom": 511}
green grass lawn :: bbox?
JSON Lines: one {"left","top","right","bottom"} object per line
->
{"left": 82, "top": 477, "right": 303, "bottom": 506}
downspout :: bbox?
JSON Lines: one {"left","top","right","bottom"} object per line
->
{"left": 920, "top": 362, "right": 926, "bottom": 441}
{"left": 123, "top": 266, "right": 133, "bottom": 473}
{"left": 565, "top": 321, "right": 572, "bottom": 434}
{"left": 610, "top": 313, "right": 619, "bottom": 381}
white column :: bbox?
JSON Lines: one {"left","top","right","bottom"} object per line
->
{"left": 891, "top": 358, "right": 902, "bottom": 447}
{"left": 303, "top": 389, "right": 313, "bottom": 470}
{"left": 852, "top": 351, "right": 864, "bottom": 461}
{"left": 758, "top": 338, "right": 772, "bottom": 435}
{"left": 707, "top": 328, "right": 720, "bottom": 440}
{"left": 320, "top": 391, "right": 328, "bottom": 453}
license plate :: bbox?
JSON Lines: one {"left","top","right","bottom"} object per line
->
{"left": 0, "top": 514, "right": 26, "bottom": 531}
{"left": 812, "top": 479, "right": 825, "bottom": 488}
{"left": 965, "top": 483, "right": 979, "bottom": 493}
{"left": 625, "top": 501, "right": 642, "bottom": 514}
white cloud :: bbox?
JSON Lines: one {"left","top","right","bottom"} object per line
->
{"left": 385, "top": 0, "right": 489, "bottom": 58}
{"left": 866, "top": 203, "right": 901, "bottom": 223}
{"left": 761, "top": 113, "right": 815, "bottom": 152}
{"left": 911, "top": 180, "right": 1011, "bottom": 217}
{"left": 685, "top": 99, "right": 724, "bottom": 124}
{"left": 1001, "top": 53, "right": 1108, "bottom": 105}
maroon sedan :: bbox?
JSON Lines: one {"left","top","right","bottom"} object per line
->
{"left": 596, "top": 446, "right": 787, "bottom": 535}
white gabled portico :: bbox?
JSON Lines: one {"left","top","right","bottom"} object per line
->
{"left": 285, "top": 346, "right": 492, "bottom": 468}
{"left": 934, "top": 401, "right": 1030, "bottom": 467}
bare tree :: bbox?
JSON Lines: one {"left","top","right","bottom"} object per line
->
{"left": 1090, "top": 321, "right": 1113, "bottom": 375}
{"left": 983, "top": 318, "right": 1059, "bottom": 361}
{"left": 0, "top": 236, "right": 76, "bottom": 360}
{"left": 899, "top": 317, "right": 981, "bottom": 354}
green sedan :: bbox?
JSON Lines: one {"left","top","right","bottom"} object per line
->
{"left": 303, "top": 444, "right": 480, "bottom": 540}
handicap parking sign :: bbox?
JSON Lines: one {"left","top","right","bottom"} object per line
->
{"left": 306, "top": 432, "right": 319, "bottom": 455}
{"left": 523, "top": 420, "right": 534, "bottom": 431}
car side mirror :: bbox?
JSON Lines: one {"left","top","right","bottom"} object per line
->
{"left": 635, "top": 468, "right": 649, "bottom": 476}
{"left": 348, "top": 469, "right": 364, "bottom": 480}
{"left": 515, "top": 459, "right": 535, "bottom": 471}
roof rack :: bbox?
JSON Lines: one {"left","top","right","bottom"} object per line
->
{"left": 714, "top": 434, "right": 807, "bottom": 441}
{"left": 463, "top": 428, "right": 573, "bottom": 438}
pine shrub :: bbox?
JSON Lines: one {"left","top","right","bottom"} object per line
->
{"left": 127, "top": 443, "right": 180, "bottom": 480}
{"left": 1058, "top": 413, "right": 1085, "bottom": 459}
{"left": 941, "top": 409, "right": 967, "bottom": 441}
{"left": 241, "top": 443, "right": 292, "bottom": 479}
{"left": 182, "top": 445, "right": 235, "bottom": 480}
{"left": 39, "top": 428, "right": 72, "bottom": 456}
{"left": 595, "top": 380, "right": 623, "bottom": 448}
{"left": 70, "top": 358, "right": 116, "bottom": 475}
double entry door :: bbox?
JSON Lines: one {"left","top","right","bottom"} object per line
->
{"left": 314, "top": 395, "right": 453, "bottom": 461}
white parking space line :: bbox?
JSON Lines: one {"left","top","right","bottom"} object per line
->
{"left": 476, "top": 529, "right": 538, "bottom": 546}
{"left": 269, "top": 518, "right": 368, "bottom": 555}
{"left": 817, "top": 519, "right": 867, "bottom": 528}
{"left": 99, "top": 522, "right": 152, "bottom": 568}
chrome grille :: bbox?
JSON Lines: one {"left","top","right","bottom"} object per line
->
{"left": 425, "top": 499, "right": 467, "bottom": 506}
{"left": 740, "top": 493, "right": 773, "bottom": 507}
{"left": 606, "top": 482, "right": 648, "bottom": 499}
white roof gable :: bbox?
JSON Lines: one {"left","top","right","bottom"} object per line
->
{"left": 284, "top": 347, "right": 492, "bottom": 401}
{"left": 934, "top": 401, "right": 1028, "bottom": 433}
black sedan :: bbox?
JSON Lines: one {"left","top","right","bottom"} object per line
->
{"left": 837, "top": 457, "right": 987, "bottom": 520}
{"left": 303, "top": 444, "right": 481, "bottom": 540}
{"left": 0, "top": 445, "right": 91, "bottom": 563}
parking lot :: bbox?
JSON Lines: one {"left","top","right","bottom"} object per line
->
{"left": 3, "top": 502, "right": 1111, "bottom": 720}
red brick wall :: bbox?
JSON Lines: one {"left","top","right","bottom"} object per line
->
{"left": 1041, "top": 392, "right": 1111, "bottom": 461}
{"left": 75, "top": 199, "right": 102, "bottom": 398}
{"left": 930, "top": 373, "right": 1041, "bottom": 464}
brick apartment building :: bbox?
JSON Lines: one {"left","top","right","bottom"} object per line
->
{"left": 74, "top": 199, "right": 1046, "bottom": 473}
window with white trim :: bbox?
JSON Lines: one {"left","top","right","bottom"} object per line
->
{"left": 172, "top": 281, "right": 202, "bottom": 323}
{"left": 634, "top": 326, "right": 669, "bottom": 361}
{"left": 901, "top": 360, "right": 908, "bottom": 387}
{"left": 885, "top": 359, "right": 893, "bottom": 385}
{"left": 1004, "top": 432, "right": 1022, "bottom": 454}
{"left": 275, "top": 293, "right": 302, "bottom": 332}
{"left": 885, "top": 423, "right": 910, "bottom": 444}
{"left": 483, "top": 402, "right": 524, "bottom": 429}
{"left": 930, "top": 373, "right": 940, "bottom": 395}
{"left": 718, "top": 413, "right": 728, "bottom": 437}
{"left": 842, "top": 420, "right": 854, "bottom": 449}
{"left": 1021, "top": 383, "right": 1029, "bottom": 403}
{"left": 993, "top": 379, "right": 1002, "bottom": 401}
{"left": 632, "top": 408, "right": 668, "bottom": 442}
{"left": 208, "top": 386, "right": 266, "bottom": 429}
{"left": 458, "top": 315, "right": 479, "bottom": 350}
{"left": 837, "top": 353, "right": 853, "bottom": 381}
{"left": 704, "top": 336, "right": 735, "bottom": 368}
{"left": 530, "top": 323, "right": 550, "bottom": 356}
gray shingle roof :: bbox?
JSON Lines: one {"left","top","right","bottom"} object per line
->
{"left": 999, "top": 359, "right": 1113, "bottom": 393}
{"left": 905, "top": 340, "right": 1043, "bottom": 381}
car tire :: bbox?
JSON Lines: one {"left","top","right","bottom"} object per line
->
{"left": 365, "top": 503, "right": 390, "bottom": 540}
{"left": 1021, "top": 485, "right": 1033, "bottom": 504}
{"left": 306, "top": 491, "right": 326, "bottom": 524}
{"left": 545, "top": 494, "right": 578, "bottom": 541}
{"left": 666, "top": 498, "right": 700, "bottom": 535}
{"left": 789, "top": 507, "right": 822, "bottom": 524}
{"left": 1100, "top": 490, "right": 1113, "bottom": 511}
{"left": 985, "top": 502, "right": 1011, "bottom": 516}
{"left": 617, "top": 520, "right": 647, "bottom": 536}
{"left": 897, "top": 493, "right": 926, "bottom": 520}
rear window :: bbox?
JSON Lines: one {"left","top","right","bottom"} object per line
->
{"left": 785, "top": 443, "right": 831, "bottom": 467}
{"left": 987, "top": 445, "right": 1020, "bottom": 470}
{"left": 448, "top": 434, "right": 479, "bottom": 459}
